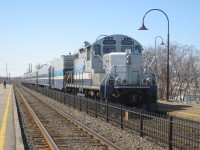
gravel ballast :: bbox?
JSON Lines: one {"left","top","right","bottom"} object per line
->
{"left": 26, "top": 87, "right": 168, "bottom": 150}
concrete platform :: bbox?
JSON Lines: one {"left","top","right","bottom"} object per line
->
{"left": 158, "top": 100, "right": 200, "bottom": 122}
{"left": 0, "top": 84, "right": 24, "bottom": 150}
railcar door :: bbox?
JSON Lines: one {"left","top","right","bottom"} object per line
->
{"left": 51, "top": 67, "right": 54, "bottom": 87}
{"left": 48, "top": 66, "right": 51, "bottom": 88}
{"left": 36, "top": 72, "right": 38, "bottom": 86}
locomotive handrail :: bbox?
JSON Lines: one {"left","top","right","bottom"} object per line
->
{"left": 148, "top": 56, "right": 155, "bottom": 69}
{"left": 92, "top": 52, "right": 107, "bottom": 68}
{"left": 104, "top": 73, "right": 111, "bottom": 99}
{"left": 143, "top": 57, "right": 157, "bottom": 83}
{"left": 101, "top": 64, "right": 129, "bottom": 99}
{"left": 99, "top": 73, "right": 109, "bottom": 99}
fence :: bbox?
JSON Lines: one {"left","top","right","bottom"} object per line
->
{"left": 24, "top": 84, "right": 200, "bottom": 150}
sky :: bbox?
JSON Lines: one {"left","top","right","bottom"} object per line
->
{"left": 0, "top": 0, "right": 200, "bottom": 77}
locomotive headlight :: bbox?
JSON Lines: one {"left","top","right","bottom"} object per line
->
{"left": 147, "top": 78, "right": 152, "bottom": 85}
{"left": 115, "top": 77, "right": 121, "bottom": 85}
{"left": 126, "top": 55, "right": 131, "bottom": 60}
{"left": 126, "top": 60, "right": 132, "bottom": 65}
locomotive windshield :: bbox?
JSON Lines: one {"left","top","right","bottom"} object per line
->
{"left": 135, "top": 45, "right": 142, "bottom": 53}
{"left": 103, "top": 46, "right": 116, "bottom": 53}
{"left": 121, "top": 46, "right": 133, "bottom": 53}
{"left": 121, "top": 40, "right": 133, "bottom": 45}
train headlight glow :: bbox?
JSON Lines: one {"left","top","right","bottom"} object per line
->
{"left": 126, "top": 55, "right": 131, "bottom": 60}
{"left": 126, "top": 60, "right": 132, "bottom": 65}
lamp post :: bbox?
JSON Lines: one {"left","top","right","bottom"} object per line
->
{"left": 155, "top": 36, "right": 165, "bottom": 100}
{"left": 155, "top": 36, "right": 165, "bottom": 73}
{"left": 6, "top": 63, "right": 8, "bottom": 80}
{"left": 138, "top": 9, "right": 170, "bottom": 101}
{"left": 155, "top": 36, "right": 165, "bottom": 52}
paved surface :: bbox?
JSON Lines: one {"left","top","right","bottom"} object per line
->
{"left": 0, "top": 84, "right": 24, "bottom": 150}
{"left": 158, "top": 100, "right": 200, "bottom": 122}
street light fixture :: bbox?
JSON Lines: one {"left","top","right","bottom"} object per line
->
{"left": 96, "top": 34, "right": 109, "bottom": 41}
{"left": 155, "top": 36, "right": 165, "bottom": 100}
{"left": 138, "top": 9, "right": 170, "bottom": 101}
{"left": 155, "top": 35, "right": 165, "bottom": 73}
{"left": 155, "top": 36, "right": 165, "bottom": 49}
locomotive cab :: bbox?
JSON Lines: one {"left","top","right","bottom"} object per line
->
{"left": 100, "top": 51, "right": 157, "bottom": 108}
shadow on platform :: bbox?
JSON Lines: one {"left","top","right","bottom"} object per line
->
{"left": 157, "top": 101, "right": 192, "bottom": 112}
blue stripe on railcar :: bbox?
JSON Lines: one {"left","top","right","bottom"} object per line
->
{"left": 38, "top": 73, "right": 49, "bottom": 78}
{"left": 38, "top": 72, "right": 49, "bottom": 86}
{"left": 38, "top": 78, "right": 49, "bottom": 86}
{"left": 73, "top": 79, "right": 92, "bottom": 86}
{"left": 51, "top": 68, "right": 73, "bottom": 90}
{"left": 52, "top": 78, "right": 64, "bottom": 90}
{"left": 53, "top": 70, "right": 63, "bottom": 77}
{"left": 74, "top": 66, "right": 85, "bottom": 72}
{"left": 51, "top": 69, "right": 64, "bottom": 90}
{"left": 51, "top": 69, "right": 73, "bottom": 77}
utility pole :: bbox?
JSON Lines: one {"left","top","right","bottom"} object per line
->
{"left": 29, "top": 64, "right": 30, "bottom": 73}
{"left": 6, "top": 63, "right": 8, "bottom": 80}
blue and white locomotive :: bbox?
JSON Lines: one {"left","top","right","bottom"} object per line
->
{"left": 22, "top": 34, "right": 157, "bottom": 109}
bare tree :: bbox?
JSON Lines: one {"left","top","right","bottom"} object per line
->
{"left": 35, "top": 63, "right": 42, "bottom": 70}
{"left": 170, "top": 44, "right": 200, "bottom": 101}
{"left": 143, "top": 43, "right": 200, "bottom": 101}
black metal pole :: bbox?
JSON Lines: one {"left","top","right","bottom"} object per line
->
{"left": 80, "top": 96, "right": 82, "bottom": 111}
{"left": 140, "top": 109, "right": 143, "bottom": 137}
{"left": 167, "top": 33, "right": 170, "bottom": 101}
{"left": 168, "top": 116, "right": 173, "bottom": 150}
{"left": 106, "top": 101, "right": 108, "bottom": 122}
{"left": 120, "top": 105, "right": 123, "bottom": 129}
{"left": 139, "top": 9, "right": 170, "bottom": 101}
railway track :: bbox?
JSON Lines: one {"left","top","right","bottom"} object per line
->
{"left": 15, "top": 85, "right": 58, "bottom": 150}
{"left": 22, "top": 83, "right": 200, "bottom": 150}
{"left": 14, "top": 84, "right": 121, "bottom": 150}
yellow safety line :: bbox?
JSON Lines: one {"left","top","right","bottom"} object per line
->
{"left": 177, "top": 111, "right": 200, "bottom": 118}
{"left": 0, "top": 87, "right": 12, "bottom": 150}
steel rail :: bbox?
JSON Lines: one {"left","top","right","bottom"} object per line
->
{"left": 19, "top": 84, "right": 122, "bottom": 150}
{"left": 14, "top": 85, "right": 60, "bottom": 150}
{"left": 46, "top": 102, "right": 122, "bottom": 150}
